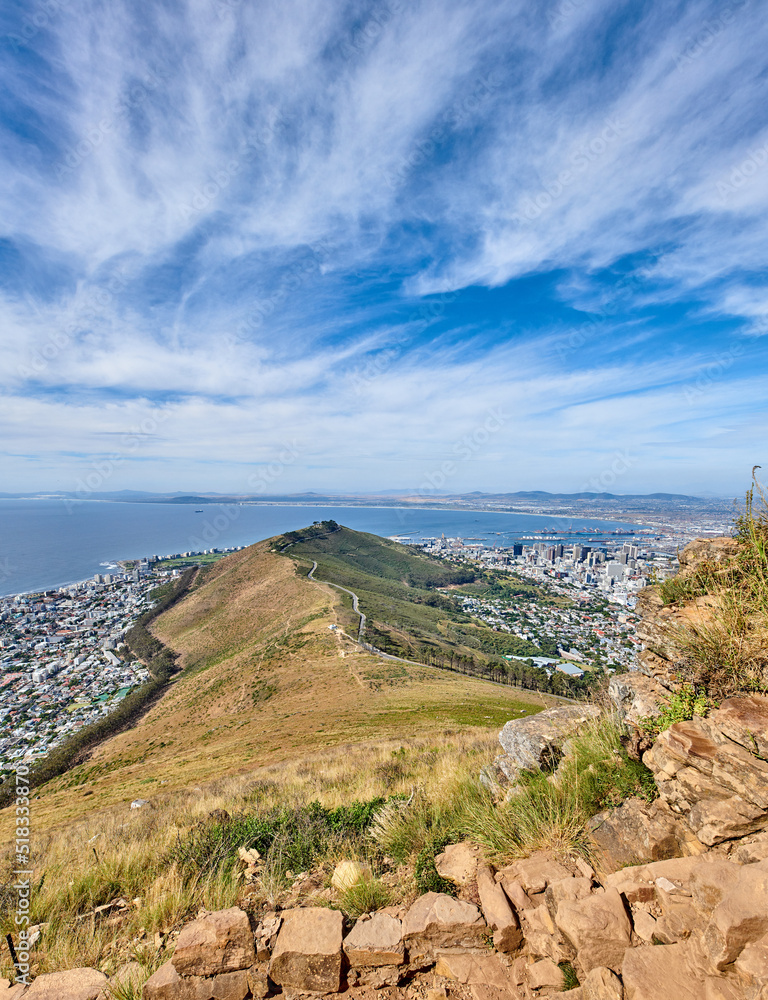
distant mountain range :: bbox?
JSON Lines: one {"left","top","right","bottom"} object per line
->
{"left": 0, "top": 488, "right": 712, "bottom": 502}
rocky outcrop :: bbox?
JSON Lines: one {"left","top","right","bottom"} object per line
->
{"left": 587, "top": 796, "right": 701, "bottom": 870}
{"left": 171, "top": 907, "right": 256, "bottom": 978}
{"left": 269, "top": 907, "right": 344, "bottom": 993}
{"left": 495, "top": 704, "right": 601, "bottom": 783}
{"left": 644, "top": 701, "right": 768, "bottom": 846}
{"left": 401, "top": 892, "right": 487, "bottom": 969}
{"left": 16, "top": 833, "right": 768, "bottom": 1000}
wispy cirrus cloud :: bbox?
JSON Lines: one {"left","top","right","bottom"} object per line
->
{"left": 1, "top": 0, "right": 766, "bottom": 494}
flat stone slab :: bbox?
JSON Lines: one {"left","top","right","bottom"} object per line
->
{"left": 622, "top": 942, "right": 705, "bottom": 1000}
{"left": 403, "top": 892, "right": 486, "bottom": 969}
{"left": 25, "top": 968, "right": 108, "bottom": 1000}
{"left": 269, "top": 906, "right": 343, "bottom": 993}
{"left": 343, "top": 912, "right": 404, "bottom": 967}
{"left": 172, "top": 907, "right": 255, "bottom": 977}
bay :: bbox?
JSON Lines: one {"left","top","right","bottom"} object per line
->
{"left": 0, "top": 499, "right": 645, "bottom": 597}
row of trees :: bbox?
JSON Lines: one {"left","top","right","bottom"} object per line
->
{"left": 367, "top": 624, "right": 602, "bottom": 700}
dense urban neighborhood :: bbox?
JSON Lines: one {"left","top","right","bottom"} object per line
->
{"left": 402, "top": 531, "right": 695, "bottom": 679}
{"left": 0, "top": 566, "right": 167, "bottom": 774}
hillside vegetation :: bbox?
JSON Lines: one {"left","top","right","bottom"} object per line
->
{"left": 656, "top": 476, "right": 768, "bottom": 698}
{"left": 277, "top": 523, "right": 597, "bottom": 697}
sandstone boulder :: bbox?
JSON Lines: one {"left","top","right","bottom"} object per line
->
{"left": 735, "top": 931, "right": 768, "bottom": 984}
{"left": 556, "top": 888, "right": 632, "bottom": 975}
{"left": 644, "top": 715, "right": 768, "bottom": 845}
{"left": 25, "top": 969, "right": 108, "bottom": 1000}
{"left": 343, "top": 911, "right": 404, "bottom": 967}
{"left": 434, "top": 952, "right": 517, "bottom": 990}
{"left": 269, "top": 907, "right": 343, "bottom": 993}
{"left": 622, "top": 941, "right": 705, "bottom": 1000}
{"left": 631, "top": 908, "right": 657, "bottom": 942}
{"left": 475, "top": 864, "right": 522, "bottom": 953}
{"left": 689, "top": 859, "right": 743, "bottom": 912}
{"left": 402, "top": 892, "right": 486, "bottom": 968}
{"left": 434, "top": 842, "right": 481, "bottom": 886}
{"left": 677, "top": 536, "right": 738, "bottom": 574}
{"left": 171, "top": 907, "right": 255, "bottom": 977}
{"left": 0, "top": 981, "right": 26, "bottom": 1000}
{"left": 143, "top": 961, "right": 250, "bottom": 1000}
{"left": 582, "top": 966, "right": 623, "bottom": 1000}
{"left": 497, "top": 851, "right": 573, "bottom": 895}
{"left": 609, "top": 672, "right": 667, "bottom": 726}
{"left": 496, "top": 705, "right": 601, "bottom": 782}
{"left": 544, "top": 877, "right": 593, "bottom": 922}
{"left": 519, "top": 899, "right": 575, "bottom": 964}
{"left": 709, "top": 695, "right": 768, "bottom": 758}
{"left": 588, "top": 797, "right": 688, "bottom": 873}
{"left": 526, "top": 958, "right": 563, "bottom": 991}
{"left": 703, "top": 862, "right": 768, "bottom": 970}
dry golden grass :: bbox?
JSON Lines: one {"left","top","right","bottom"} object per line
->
{"left": 1, "top": 541, "right": 552, "bottom": 840}
{"left": 1, "top": 730, "right": 499, "bottom": 980}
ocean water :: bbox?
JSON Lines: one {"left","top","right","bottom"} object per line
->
{"left": 0, "top": 499, "right": 645, "bottom": 597}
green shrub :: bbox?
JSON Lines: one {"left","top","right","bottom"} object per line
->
{"left": 638, "top": 683, "right": 714, "bottom": 737}
{"left": 414, "top": 838, "right": 457, "bottom": 896}
{"left": 168, "top": 798, "right": 386, "bottom": 884}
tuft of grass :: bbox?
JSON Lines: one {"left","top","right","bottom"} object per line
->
{"left": 559, "top": 961, "right": 580, "bottom": 990}
{"left": 659, "top": 570, "right": 712, "bottom": 607}
{"left": 337, "top": 876, "right": 390, "bottom": 918}
{"left": 465, "top": 714, "right": 656, "bottom": 864}
{"left": 663, "top": 473, "right": 768, "bottom": 698}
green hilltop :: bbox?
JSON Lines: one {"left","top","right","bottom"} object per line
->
{"left": 276, "top": 522, "right": 600, "bottom": 698}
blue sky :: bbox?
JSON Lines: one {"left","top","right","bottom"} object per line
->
{"left": 1, "top": 0, "right": 767, "bottom": 496}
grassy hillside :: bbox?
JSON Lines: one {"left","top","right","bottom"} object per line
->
{"left": 3, "top": 536, "right": 554, "bottom": 838}
{"left": 277, "top": 523, "right": 579, "bottom": 691}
